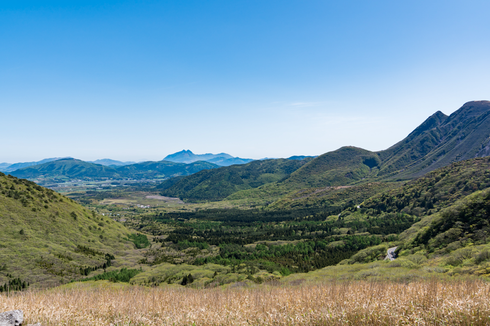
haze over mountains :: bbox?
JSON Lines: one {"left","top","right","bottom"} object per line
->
{"left": 0, "top": 150, "right": 255, "bottom": 180}
{"left": 164, "top": 150, "right": 253, "bottom": 166}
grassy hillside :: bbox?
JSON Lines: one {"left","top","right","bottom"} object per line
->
{"left": 335, "top": 187, "right": 490, "bottom": 278}
{"left": 158, "top": 159, "right": 308, "bottom": 202}
{"left": 360, "top": 157, "right": 490, "bottom": 218}
{"left": 267, "top": 182, "right": 401, "bottom": 211}
{"left": 399, "top": 187, "right": 490, "bottom": 260}
{"left": 282, "top": 146, "right": 380, "bottom": 188}
{"left": 0, "top": 172, "right": 143, "bottom": 288}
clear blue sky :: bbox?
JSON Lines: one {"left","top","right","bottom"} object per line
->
{"left": 1, "top": 0, "right": 490, "bottom": 162}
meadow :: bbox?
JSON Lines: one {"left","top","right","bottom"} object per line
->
{"left": 1, "top": 280, "right": 490, "bottom": 325}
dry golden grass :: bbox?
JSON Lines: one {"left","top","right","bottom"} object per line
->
{"left": 1, "top": 280, "right": 490, "bottom": 325}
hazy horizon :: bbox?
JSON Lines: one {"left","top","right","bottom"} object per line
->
{"left": 1, "top": 1, "right": 489, "bottom": 162}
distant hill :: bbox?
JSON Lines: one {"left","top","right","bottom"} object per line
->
{"left": 0, "top": 157, "right": 70, "bottom": 173}
{"left": 89, "top": 159, "right": 136, "bottom": 166}
{"left": 283, "top": 147, "right": 380, "bottom": 188}
{"left": 0, "top": 172, "right": 136, "bottom": 287}
{"left": 164, "top": 150, "right": 253, "bottom": 166}
{"left": 287, "top": 155, "right": 316, "bottom": 161}
{"left": 9, "top": 158, "right": 218, "bottom": 181}
{"left": 158, "top": 159, "right": 308, "bottom": 201}
{"left": 0, "top": 163, "right": 11, "bottom": 171}
{"left": 10, "top": 158, "right": 121, "bottom": 179}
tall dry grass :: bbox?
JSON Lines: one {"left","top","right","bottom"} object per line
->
{"left": 1, "top": 280, "right": 490, "bottom": 325}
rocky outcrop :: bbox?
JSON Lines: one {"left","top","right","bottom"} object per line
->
{"left": 0, "top": 311, "right": 41, "bottom": 326}
{"left": 0, "top": 311, "right": 23, "bottom": 326}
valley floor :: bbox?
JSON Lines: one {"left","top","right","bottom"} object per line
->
{"left": 1, "top": 280, "right": 489, "bottom": 325}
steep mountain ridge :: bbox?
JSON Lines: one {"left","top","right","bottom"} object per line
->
{"left": 379, "top": 100, "right": 490, "bottom": 178}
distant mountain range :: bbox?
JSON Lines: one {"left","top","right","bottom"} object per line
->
{"left": 9, "top": 158, "right": 219, "bottom": 180}
{"left": 0, "top": 150, "right": 255, "bottom": 176}
{"left": 0, "top": 157, "right": 70, "bottom": 173}
{"left": 164, "top": 150, "right": 253, "bottom": 166}
{"left": 160, "top": 101, "right": 490, "bottom": 202}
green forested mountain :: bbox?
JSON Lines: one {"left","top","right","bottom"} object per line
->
{"left": 9, "top": 158, "right": 219, "bottom": 180}
{"left": 158, "top": 159, "right": 308, "bottom": 201}
{"left": 0, "top": 172, "right": 140, "bottom": 288}
{"left": 0, "top": 157, "right": 69, "bottom": 173}
{"left": 328, "top": 156, "right": 490, "bottom": 273}
{"left": 399, "top": 188, "right": 490, "bottom": 254}
{"left": 360, "top": 157, "right": 490, "bottom": 217}
{"left": 283, "top": 146, "right": 380, "bottom": 188}
{"left": 159, "top": 101, "right": 490, "bottom": 203}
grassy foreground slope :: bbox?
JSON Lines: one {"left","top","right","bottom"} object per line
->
{"left": 0, "top": 172, "right": 142, "bottom": 288}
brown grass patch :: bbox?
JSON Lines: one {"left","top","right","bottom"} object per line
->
{"left": 1, "top": 280, "right": 490, "bottom": 325}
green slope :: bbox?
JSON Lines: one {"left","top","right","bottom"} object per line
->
{"left": 0, "top": 172, "right": 141, "bottom": 288}
{"left": 334, "top": 157, "right": 490, "bottom": 276}
{"left": 360, "top": 157, "right": 490, "bottom": 218}
{"left": 389, "top": 188, "right": 490, "bottom": 277}
{"left": 283, "top": 146, "right": 380, "bottom": 188}
{"left": 158, "top": 159, "right": 308, "bottom": 202}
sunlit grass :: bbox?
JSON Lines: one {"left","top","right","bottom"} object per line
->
{"left": 2, "top": 280, "right": 490, "bottom": 325}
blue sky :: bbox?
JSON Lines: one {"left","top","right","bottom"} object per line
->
{"left": 1, "top": 0, "right": 490, "bottom": 162}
